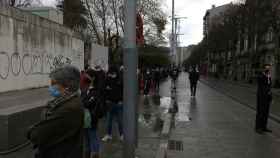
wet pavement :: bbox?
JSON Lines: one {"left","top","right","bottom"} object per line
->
{"left": 167, "top": 73, "right": 280, "bottom": 158}
{"left": 100, "top": 78, "right": 172, "bottom": 158}
{"left": 201, "top": 77, "right": 280, "bottom": 121}
{"left": 0, "top": 78, "right": 172, "bottom": 158}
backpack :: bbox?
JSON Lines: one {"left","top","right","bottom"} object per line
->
{"left": 82, "top": 87, "right": 108, "bottom": 120}
{"left": 84, "top": 108, "right": 92, "bottom": 128}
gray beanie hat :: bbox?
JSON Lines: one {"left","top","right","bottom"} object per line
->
{"left": 49, "top": 65, "right": 80, "bottom": 92}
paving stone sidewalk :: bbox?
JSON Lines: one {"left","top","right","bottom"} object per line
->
{"left": 167, "top": 73, "right": 280, "bottom": 158}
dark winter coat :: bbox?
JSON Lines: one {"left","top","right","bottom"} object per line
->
{"left": 27, "top": 93, "right": 84, "bottom": 158}
{"left": 189, "top": 71, "right": 200, "bottom": 84}
{"left": 257, "top": 73, "right": 272, "bottom": 105}
{"left": 81, "top": 87, "right": 100, "bottom": 128}
{"left": 105, "top": 73, "right": 123, "bottom": 103}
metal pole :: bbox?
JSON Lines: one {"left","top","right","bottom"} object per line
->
{"left": 1, "top": 0, "right": 8, "bottom": 7}
{"left": 171, "top": 0, "right": 175, "bottom": 64}
{"left": 123, "top": 0, "right": 137, "bottom": 157}
{"left": 174, "top": 18, "right": 178, "bottom": 66}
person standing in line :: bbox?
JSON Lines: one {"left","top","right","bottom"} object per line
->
{"left": 189, "top": 66, "right": 200, "bottom": 97}
{"left": 81, "top": 73, "right": 101, "bottom": 158}
{"left": 27, "top": 66, "right": 84, "bottom": 158}
{"left": 255, "top": 64, "right": 273, "bottom": 134}
{"left": 102, "top": 66, "right": 124, "bottom": 141}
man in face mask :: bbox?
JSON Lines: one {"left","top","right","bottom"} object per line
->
{"left": 27, "top": 66, "right": 84, "bottom": 158}
{"left": 255, "top": 64, "right": 273, "bottom": 134}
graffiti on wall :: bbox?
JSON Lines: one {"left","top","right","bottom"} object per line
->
{"left": 0, "top": 51, "right": 73, "bottom": 80}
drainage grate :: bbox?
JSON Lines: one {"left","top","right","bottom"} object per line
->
{"left": 168, "top": 140, "right": 183, "bottom": 151}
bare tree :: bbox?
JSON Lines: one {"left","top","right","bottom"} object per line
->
{"left": 84, "top": 0, "right": 102, "bottom": 44}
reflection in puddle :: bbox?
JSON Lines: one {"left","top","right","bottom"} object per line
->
{"left": 190, "top": 97, "right": 197, "bottom": 106}
{"left": 143, "top": 112, "right": 152, "bottom": 121}
{"left": 138, "top": 113, "right": 163, "bottom": 132}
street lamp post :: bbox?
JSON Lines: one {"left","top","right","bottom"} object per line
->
{"left": 171, "top": 0, "right": 175, "bottom": 64}
{"left": 123, "top": 0, "right": 137, "bottom": 158}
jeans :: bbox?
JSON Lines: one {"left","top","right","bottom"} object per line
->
{"left": 190, "top": 82, "right": 197, "bottom": 96}
{"left": 107, "top": 103, "right": 123, "bottom": 136}
{"left": 85, "top": 128, "right": 100, "bottom": 153}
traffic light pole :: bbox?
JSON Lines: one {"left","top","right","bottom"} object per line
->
{"left": 123, "top": 0, "right": 137, "bottom": 158}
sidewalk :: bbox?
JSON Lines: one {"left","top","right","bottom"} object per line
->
{"left": 100, "top": 79, "right": 172, "bottom": 158}
{"left": 167, "top": 73, "right": 280, "bottom": 158}
{"left": 200, "top": 77, "right": 280, "bottom": 122}
{"left": 203, "top": 77, "right": 280, "bottom": 96}
{"left": 0, "top": 79, "right": 172, "bottom": 158}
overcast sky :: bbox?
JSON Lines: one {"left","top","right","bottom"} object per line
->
{"left": 41, "top": 0, "right": 234, "bottom": 47}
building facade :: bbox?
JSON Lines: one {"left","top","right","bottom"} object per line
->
{"left": 203, "top": 1, "right": 280, "bottom": 87}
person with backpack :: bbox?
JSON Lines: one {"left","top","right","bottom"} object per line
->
{"left": 81, "top": 74, "right": 101, "bottom": 158}
{"left": 102, "top": 66, "right": 124, "bottom": 142}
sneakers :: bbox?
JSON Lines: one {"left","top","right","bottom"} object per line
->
{"left": 102, "top": 135, "right": 124, "bottom": 142}
{"left": 102, "top": 135, "right": 112, "bottom": 142}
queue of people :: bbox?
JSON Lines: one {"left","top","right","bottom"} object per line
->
{"left": 25, "top": 62, "right": 274, "bottom": 158}
{"left": 27, "top": 64, "right": 124, "bottom": 158}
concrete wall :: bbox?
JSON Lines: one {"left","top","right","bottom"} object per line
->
{"left": 0, "top": 7, "right": 84, "bottom": 93}
{"left": 89, "top": 44, "right": 108, "bottom": 71}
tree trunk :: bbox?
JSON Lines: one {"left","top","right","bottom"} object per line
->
{"left": 101, "top": 0, "right": 107, "bottom": 46}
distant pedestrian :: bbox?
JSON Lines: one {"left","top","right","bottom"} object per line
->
{"left": 102, "top": 66, "right": 124, "bottom": 142}
{"left": 27, "top": 65, "right": 84, "bottom": 158}
{"left": 189, "top": 66, "right": 200, "bottom": 97}
{"left": 143, "top": 69, "right": 152, "bottom": 96}
{"left": 170, "top": 66, "right": 179, "bottom": 81}
{"left": 154, "top": 67, "right": 161, "bottom": 92}
{"left": 255, "top": 64, "right": 273, "bottom": 134}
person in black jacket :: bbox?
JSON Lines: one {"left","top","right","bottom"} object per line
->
{"left": 189, "top": 66, "right": 200, "bottom": 97}
{"left": 143, "top": 69, "right": 152, "bottom": 96}
{"left": 81, "top": 74, "right": 101, "bottom": 158}
{"left": 102, "top": 66, "right": 124, "bottom": 141}
{"left": 255, "top": 64, "right": 273, "bottom": 134}
{"left": 154, "top": 67, "right": 161, "bottom": 92}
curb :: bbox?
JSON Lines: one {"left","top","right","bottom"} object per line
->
{"left": 200, "top": 79, "right": 280, "bottom": 124}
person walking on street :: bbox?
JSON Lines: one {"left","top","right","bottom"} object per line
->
{"left": 102, "top": 66, "right": 124, "bottom": 141}
{"left": 170, "top": 66, "right": 179, "bottom": 82}
{"left": 154, "top": 67, "right": 161, "bottom": 92}
{"left": 255, "top": 64, "right": 273, "bottom": 134}
{"left": 143, "top": 69, "right": 152, "bottom": 97}
{"left": 27, "top": 66, "right": 84, "bottom": 158}
{"left": 189, "top": 66, "right": 200, "bottom": 97}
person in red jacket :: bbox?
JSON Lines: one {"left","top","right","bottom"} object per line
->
{"left": 80, "top": 70, "right": 92, "bottom": 93}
